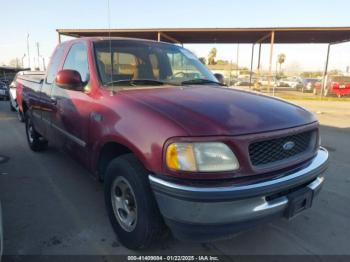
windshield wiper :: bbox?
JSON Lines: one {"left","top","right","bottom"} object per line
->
{"left": 105, "top": 79, "right": 174, "bottom": 86}
{"left": 181, "top": 78, "right": 225, "bottom": 86}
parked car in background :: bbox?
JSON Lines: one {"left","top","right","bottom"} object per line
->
{"left": 314, "top": 75, "right": 350, "bottom": 97}
{"left": 257, "top": 76, "right": 277, "bottom": 87}
{"left": 0, "top": 82, "right": 9, "bottom": 100}
{"left": 18, "top": 37, "right": 328, "bottom": 249}
{"left": 228, "top": 76, "right": 238, "bottom": 86}
{"left": 299, "top": 78, "right": 320, "bottom": 93}
{"left": 234, "top": 76, "right": 251, "bottom": 86}
{"left": 277, "top": 77, "right": 303, "bottom": 89}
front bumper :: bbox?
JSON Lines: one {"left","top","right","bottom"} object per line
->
{"left": 149, "top": 147, "right": 329, "bottom": 241}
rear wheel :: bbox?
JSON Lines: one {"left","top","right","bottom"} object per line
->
{"left": 104, "top": 154, "right": 164, "bottom": 249}
{"left": 25, "top": 111, "right": 48, "bottom": 151}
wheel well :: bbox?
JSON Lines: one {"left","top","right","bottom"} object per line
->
{"left": 97, "top": 142, "right": 132, "bottom": 181}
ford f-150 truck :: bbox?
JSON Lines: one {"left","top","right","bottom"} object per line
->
{"left": 17, "top": 37, "right": 329, "bottom": 249}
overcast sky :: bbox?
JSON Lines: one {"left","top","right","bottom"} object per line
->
{"left": 1, "top": 0, "right": 350, "bottom": 71}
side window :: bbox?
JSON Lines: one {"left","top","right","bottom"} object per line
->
{"left": 63, "top": 43, "right": 89, "bottom": 82}
{"left": 46, "top": 45, "right": 65, "bottom": 84}
{"left": 167, "top": 52, "right": 197, "bottom": 75}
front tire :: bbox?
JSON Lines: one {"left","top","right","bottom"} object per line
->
{"left": 25, "top": 111, "right": 48, "bottom": 151}
{"left": 104, "top": 154, "right": 164, "bottom": 249}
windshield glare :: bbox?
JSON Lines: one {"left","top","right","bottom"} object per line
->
{"left": 93, "top": 40, "right": 218, "bottom": 86}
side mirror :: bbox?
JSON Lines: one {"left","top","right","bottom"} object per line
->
{"left": 55, "top": 69, "right": 84, "bottom": 91}
{"left": 214, "top": 73, "right": 225, "bottom": 84}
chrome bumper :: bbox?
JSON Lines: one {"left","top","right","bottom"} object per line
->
{"left": 149, "top": 148, "right": 328, "bottom": 240}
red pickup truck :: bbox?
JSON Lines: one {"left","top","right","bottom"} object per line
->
{"left": 17, "top": 37, "right": 328, "bottom": 249}
{"left": 314, "top": 75, "right": 350, "bottom": 97}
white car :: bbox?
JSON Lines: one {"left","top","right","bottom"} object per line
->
{"left": 257, "top": 77, "right": 277, "bottom": 87}
{"left": 277, "top": 77, "right": 303, "bottom": 89}
{"left": 9, "top": 80, "right": 17, "bottom": 111}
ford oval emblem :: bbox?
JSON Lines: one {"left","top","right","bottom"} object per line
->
{"left": 283, "top": 141, "right": 295, "bottom": 151}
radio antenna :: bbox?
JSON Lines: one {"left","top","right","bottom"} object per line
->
{"left": 107, "top": 0, "right": 115, "bottom": 95}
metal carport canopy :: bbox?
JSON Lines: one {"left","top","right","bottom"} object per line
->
{"left": 56, "top": 27, "right": 350, "bottom": 96}
{"left": 56, "top": 27, "right": 350, "bottom": 44}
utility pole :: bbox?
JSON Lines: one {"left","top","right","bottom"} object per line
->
{"left": 26, "top": 34, "right": 30, "bottom": 68}
{"left": 36, "top": 42, "right": 40, "bottom": 70}
{"left": 21, "top": 54, "right": 26, "bottom": 67}
{"left": 321, "top": 44, "right": 331, "bottom": 98}
{"left": 42, "top": 57, "right": 46, "bottom": 71}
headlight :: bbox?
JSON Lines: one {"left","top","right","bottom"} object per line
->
{"left": 166, "top": 142, "right": 239, "bottom": 172}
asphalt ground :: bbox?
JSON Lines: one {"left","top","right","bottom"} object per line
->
{"left": 0, "top": 99, "right": 349, "bottom": 259}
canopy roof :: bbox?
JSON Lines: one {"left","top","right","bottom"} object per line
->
{"left": 0, "top": 66, "right": 30, "bottom": 73}
{"left": 57, "top": 27, "right": 350, "bottom": 44}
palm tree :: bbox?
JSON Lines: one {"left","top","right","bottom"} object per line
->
{"left": 277, "top": 53, "right": 286, "bottom": 73}
{"left": 208, "top": 48, "right": 217, "bottom": 65}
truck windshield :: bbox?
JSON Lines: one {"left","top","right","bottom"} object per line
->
{"left": 93, "top": 40, "right": 219, "bottom": 87}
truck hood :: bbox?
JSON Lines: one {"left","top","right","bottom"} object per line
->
{"left": 122, "top": 86, "right": 317, "bottom": 136}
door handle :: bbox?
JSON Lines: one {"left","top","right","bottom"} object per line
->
{"left": 50, "top": 97, "right": 57, "bottom": 105}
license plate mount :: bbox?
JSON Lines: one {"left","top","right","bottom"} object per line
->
{"left": 284, "top": 187, "right": 313, "bottom": 219}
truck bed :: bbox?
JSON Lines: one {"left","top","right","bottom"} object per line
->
{"left": 17, "top": 72, "right": 46, "bottom": 105}
{"left": 17, "top": 72, "right": 45, "bottom": 84}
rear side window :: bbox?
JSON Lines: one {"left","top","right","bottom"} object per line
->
{"left": 63, "top": 43, "right": 89, "bottom": 82}
{"left": 46, "top": 45, "right": 65, "bottom": 84}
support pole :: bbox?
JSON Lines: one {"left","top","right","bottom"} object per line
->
{"left": 58, "top": 33, "right": 61, "bottom": 44}
{"left": 268, "top": 31, "right": 275, "bottom": 95}
{"left": 236, "top": 43, "right": 239, "bottom": 76}
{"left": 26, "top": 34, "right": 30, "bottom": 69}
{"left": 321, "top": 43, "right": 331, "bottom": 98}
{"left": 255, "top": 43, "right": 262, "bottom": 91}
{"left": 249, "top": 44, "right": 255, "bottom": 89}
{"left": 257, "top": 43, "right": 262, "bottom": 71}
{"left": 157, "top": 32, "right": 161, "bottom": 42}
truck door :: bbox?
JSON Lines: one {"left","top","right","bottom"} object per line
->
{"left": 38, "top": 45, "right": 65, "bottom": 138}
{"left": 49, "top": 42, "right": 91, "bottom": 166}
